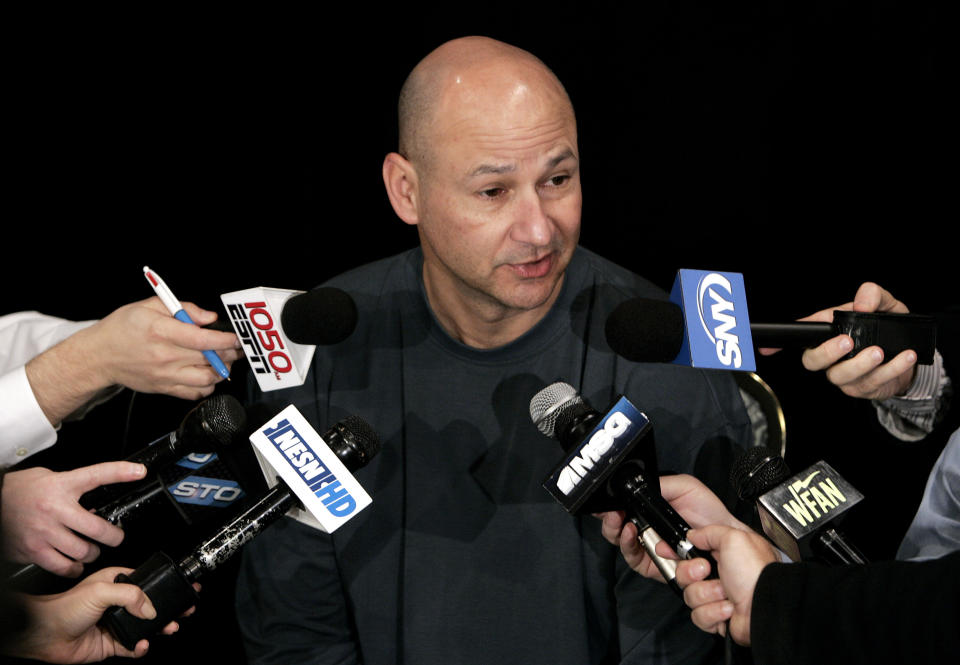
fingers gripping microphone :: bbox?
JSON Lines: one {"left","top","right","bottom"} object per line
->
{"left": 605, "top": 270, "right": 936, "bottom": 367}
{"left": 80, "top": 394, "right": 248, "bottom": 510}
{"left": 221, "top": 286, "right": 358, "bottom": 392}
{"left": 101, "top": 409, "right": 380, "bottom": 650}
{"left": 731, "top": 447, "right": 868, "bottom": 565}
{"left": 530, "top": 382, "right": 712, "bottom": 564}
{"left": 6, "top": 397, "right": 249, "bottom": 589}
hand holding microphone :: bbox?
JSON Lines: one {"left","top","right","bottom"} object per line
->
{"left": 100, "top": 408, "right": 380, "bottom": 650}
{"left": 598, "top": 472, "right": 778, "bottom": 646}
{"left": 599, "top": 474, "right": 751, "bottom": 580}
{"left": 788, "top": 281, "right": 924, "bottom": 401}
{"left": 5, "top": 395, "right": 248, "bottom": 587}
{"left": 529, "top": 382, "right": 720, "bottom": 582}
{"left": 603, "top": 273, "right": 935, "bottom": 402}
{"left": 1, "top": 462, "right": 147, "bottom": 577}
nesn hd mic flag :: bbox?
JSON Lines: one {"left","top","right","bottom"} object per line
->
{"left": 249, "top": 405, "right": 373, "bottom": 533}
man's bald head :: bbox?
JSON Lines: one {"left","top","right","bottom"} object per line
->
{"left": 397, "top": 36, "right": 575, "bottom": 169}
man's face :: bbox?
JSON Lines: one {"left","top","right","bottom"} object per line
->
{"left": 413, "top": 80, "right": 582, "bottom": 317}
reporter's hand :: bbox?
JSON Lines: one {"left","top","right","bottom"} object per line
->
{"left": 82, "top": 297, "right": 242, "bottom": 400}
{"left": 761, "top": 282, "right": 917, "bottom": 400}
{"left": 1, "top": 462, "right": 146, "bottom": 576}
{"left": 597, "top": 474, "right": 748, "bottom": 581}
{"left": 4, "top": 566, "right": 183, "bottom": 663}
{"left": 678, "top": 525, "right": 779, "bottom": 646}
{"left": 26, "top": 297, "right": 242, "bottom": 427}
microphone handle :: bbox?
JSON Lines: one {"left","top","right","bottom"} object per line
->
{"left": 7, "top": 481, "right": 168, "bottom": 587}
{"left": 614, "top": 468, "right": 715, "bottom": 565}
{"left": 630, "top": 516, "right": 681, "bottom": 596}
{"left": 750, "top": 322, "right": 835, "bottom": 348}
{"left": 125, "top": 429, "right": 183, "bottom": 469}
{"left": 179, "top": 481, "right": 298, "bottom": 580}
{"left": 79, "top": 430, "right": 180, "bottom": 510}
{"left": 102, "top": 483, "right": 298, "bottom": 651}
{"left": 96, "top": 479, "right": 169, "bottom": 527}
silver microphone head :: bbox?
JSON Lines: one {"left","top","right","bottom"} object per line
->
{"left": 529, "top": 381, "right": 582, "bottom": 438}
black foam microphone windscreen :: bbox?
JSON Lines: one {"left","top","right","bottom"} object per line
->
{"left": 604, "top": 298, "right": 685, "bottom": 362}
{"left": 281, "top": 287, "right": 358, "bottom": 345}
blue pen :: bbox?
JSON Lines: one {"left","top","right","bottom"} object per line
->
{"left": 143, "top": 266, "right": 230, "bottom": 380}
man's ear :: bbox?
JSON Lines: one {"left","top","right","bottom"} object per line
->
{"left": 382, "top": 152, "right": 420, "bottom": 226}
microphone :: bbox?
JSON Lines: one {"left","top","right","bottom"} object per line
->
{"left": 79, "top": 394, "right": 247, "bottom": 510}
{"left": 604, "top": 269, "right": 936, "bottom": 368}
{"left": 6, "top": 400, "right": 248, "bottom": 589}
{"left": 221, "top": 286, "right": 358, "bottom": 392}
{"left": 730, "top": 447, "right": 868, "bottom": 565}
{"left": 101, "top": 409, "right": 380, "bottom": 650}
{"left": 530, "top": 381, "right": 712, "bottom": 564}
{"left": 281, "top": 287, "right": 358, "bottom": 345}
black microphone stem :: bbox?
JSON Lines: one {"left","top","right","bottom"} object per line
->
{"left": 179, "top": 482, "right": 298, "bottom": 581}
{"left": 614, "top": 466, "right": 715, "bottom": 565}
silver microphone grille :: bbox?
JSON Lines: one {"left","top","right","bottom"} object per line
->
{"left": 529, "top": 381, "right": 581, "bottom": 438}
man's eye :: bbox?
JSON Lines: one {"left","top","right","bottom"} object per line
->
{"left": 479, "top": 187, "right": 505, "bottom": 199}
{"left": 544, "top": 175, "right": 570, "bottom": 188}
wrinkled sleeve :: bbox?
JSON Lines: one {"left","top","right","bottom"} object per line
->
{"left": 874, "top": 351, "right": 952, "bottom": 441}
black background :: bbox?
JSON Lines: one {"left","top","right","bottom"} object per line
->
{"left": 3, "top": 3, "right": 953, "bottom": 663}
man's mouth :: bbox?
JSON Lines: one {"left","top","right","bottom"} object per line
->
{"left": 508, "top": 253, "right": 554, "bottom": 279}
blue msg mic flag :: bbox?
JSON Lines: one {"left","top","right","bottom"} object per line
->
{"left": 540, "top": 395, "right": 654, "bottom": 514}
{"left": 669, "top": 269, "right": 757, "bottom": 372}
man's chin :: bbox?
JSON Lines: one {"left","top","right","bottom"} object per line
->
{"left": 496, "top": 272, "right": 566, "bottom": 312}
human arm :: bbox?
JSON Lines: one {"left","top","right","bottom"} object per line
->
{"left": 764, "top": 282, "right": 950, "bottom": 440}
{"left": 674, "top": 524, "right": 778, "bottom": 646}
{"left": 1, "top": 462, "right": 146, "bottom": 576}
{"left": 672, "top": 537, "right": 960, "bottom": 664}
{"left": 1, "top": 566, "right": 184, "bottom": 663}
{"left": 25, "top": 297, "right": 242, "bottom": 428}
{"left": 0, "top": 313, "right": 95, "bottom": 465}
{"left": 896, "top": 427, "right": 960, "bottom": 560}
{"left": 788, "top": 282, "right": 918, "bottom": 400}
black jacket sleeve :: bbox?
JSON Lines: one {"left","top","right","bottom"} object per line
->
{"left": 751, "top": 550, "right": 960, "bottom": 665}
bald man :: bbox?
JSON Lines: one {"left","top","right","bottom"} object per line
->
{"left": 236, "top": 37, "right": 752, "bottom": 665}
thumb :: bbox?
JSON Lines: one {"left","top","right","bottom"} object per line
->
{"left": 687, "top": 525, "right": 733, "bottom": 553}
{"left": 84, "top": 580, "right": 158, "bottom": 621}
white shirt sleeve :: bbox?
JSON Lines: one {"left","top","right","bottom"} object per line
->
{"left": 0, "top": 312, "right": 97, "bottom": 466}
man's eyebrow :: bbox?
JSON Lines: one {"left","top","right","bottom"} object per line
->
{"left": 468, "top": 163, "right": 515, "bottom": 177}
{"left": 467, "top": 150, "right": 577, "bottom": 178}
{"left": 547, "top": 150, "right": 577, "bottom": 169}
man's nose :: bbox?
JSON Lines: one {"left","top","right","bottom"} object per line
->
{"left": 509, "top": 189, "right": 553, "bottom": 246}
